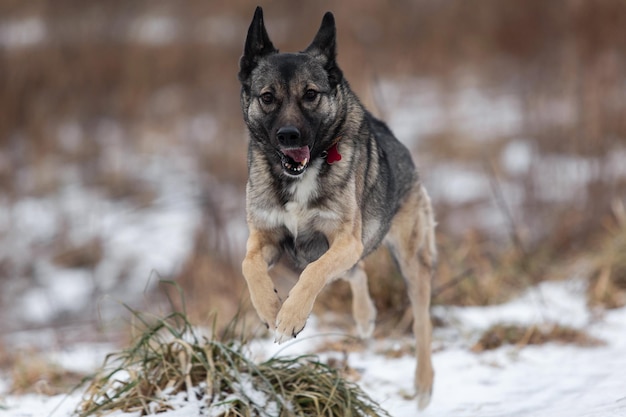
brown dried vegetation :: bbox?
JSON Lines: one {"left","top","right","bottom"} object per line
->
{"left": 471, "top": 323, "right": 603, "bottom": 352}
{"left": 1, "top": 0, "right": 625, "bottom": 337}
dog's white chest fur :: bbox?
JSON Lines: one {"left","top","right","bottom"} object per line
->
{"left": 282, "top": 202, "right": 305, "bottom": 237}
{"left": 287, "top": 160, "right": 321, "bottom": 205}
{"left": 282, "top": 160, "right": 321, "bottom": 237}
{"left": 254, "top": 159, "right": 338, "bottom": 236}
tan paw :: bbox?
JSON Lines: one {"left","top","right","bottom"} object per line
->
{"left": 250, "top": 291, "right": 281, "bottom": 330}
{"left": 415, "top": 365, "right": 434, "bottom": 410}
{"left": 274, "top": 296, "right": 311, "bottom": 344}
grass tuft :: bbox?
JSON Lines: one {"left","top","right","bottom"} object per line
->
{"left": 76, "top": 303, "right": 389, "bottom": 417}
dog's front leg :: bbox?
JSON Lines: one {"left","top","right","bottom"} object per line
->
{"left": 275, "top": 231, "right": 363, "bottom": 343}
{"left": 242, "top": 228, "right": 282, "bottom": 329}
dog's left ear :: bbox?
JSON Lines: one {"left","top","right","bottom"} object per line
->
{"left": 305, "top": 12, "right": 343, "bottom": 87}
{"left": 239, "top": 7, "right": 278, "bottom": 85}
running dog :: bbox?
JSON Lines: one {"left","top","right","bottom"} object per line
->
{"left": 239, "top": 7, "right": 437, "bottom": 409}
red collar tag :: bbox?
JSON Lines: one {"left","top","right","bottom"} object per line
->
{"left": 326, "top": 142, "right": 342, "bottom": 164}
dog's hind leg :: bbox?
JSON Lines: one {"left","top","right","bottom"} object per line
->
{"left": 345, "top": 261, "right": 377, "bottom": 339}
{"left": 386, "top": 184, "right": 436, "bottom": 410}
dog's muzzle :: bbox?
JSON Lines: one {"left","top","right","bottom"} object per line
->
{"left": 280, "top": 145, "right": 310, "bottom": 176}
{"left": 277, "top": 126, "right": 310, "bottom": 176}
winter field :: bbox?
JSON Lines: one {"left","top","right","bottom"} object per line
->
{"left": 3, "top": 280, "right": 626, "bottom": 416}
{"left": 2, "top": 2, "right": 626, "bottom": 417}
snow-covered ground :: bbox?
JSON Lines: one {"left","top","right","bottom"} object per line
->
{"left": 2, "top": 279, "right": 626, "bottom": 417}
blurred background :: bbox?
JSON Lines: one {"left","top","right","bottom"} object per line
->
{"left": 1, "top": 0, "right": 625, "bottom": 380}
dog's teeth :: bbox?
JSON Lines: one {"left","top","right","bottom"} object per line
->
{"left": 282, "top": 157, "right": 308, "bottom": 174}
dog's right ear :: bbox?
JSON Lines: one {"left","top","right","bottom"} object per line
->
{"left": 238, "top": 7, "right": 278, "bottom": 85}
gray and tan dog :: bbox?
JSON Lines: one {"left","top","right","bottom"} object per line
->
{"left": 239, "top": 7, "right": 437, "bottom": 409}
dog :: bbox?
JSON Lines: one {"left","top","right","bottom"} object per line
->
{"left": 239, "top": 7, "right": 437, "bottom": 409}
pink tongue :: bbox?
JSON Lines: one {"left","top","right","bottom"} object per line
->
{"left": 282, "top": 146, "right": 310, "bottom": 163}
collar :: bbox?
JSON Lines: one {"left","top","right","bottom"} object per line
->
{"left": 320, "top": 136, "right": 342, "bottom": 164}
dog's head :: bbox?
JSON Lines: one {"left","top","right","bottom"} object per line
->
{"left": 238, "top": 7, "right": 344, "bottom": 178}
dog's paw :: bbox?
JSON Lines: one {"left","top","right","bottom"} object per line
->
{"left": 274, "top": 298, "right": 310, "bottom": 344}
{"left": 416, "top": 387, "right": 432, "bottom": 411}
{"left": 415, "top": 365, "right": 434, "bottom": 411}
{"left": 250, "top": 292, "right": 281, "bottom": 331}
{"left": 274, "top": 315, "right": 307, "bottom": 344}
{"left": 353, "top": 297, "right": 376, "bottom": 340}
{"left": 274, "top": 329, "right": 297, "bottom": 345}
{"left": 356, "top": 319, "right": 376, "bottom": 340}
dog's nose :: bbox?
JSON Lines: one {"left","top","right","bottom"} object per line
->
{"left": 276, "top": 126, "right": 300, "bottom": 143}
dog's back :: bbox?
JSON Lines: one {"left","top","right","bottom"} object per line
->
{"left": 357, "top": 114, "right": 419, "bottom": 253}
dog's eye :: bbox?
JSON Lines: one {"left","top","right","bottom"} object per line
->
{"left": 260, "top": 92, "right": 274, "bottom": 105}
{"left": 303, "top": 89, "right": 318, "bottom": 102}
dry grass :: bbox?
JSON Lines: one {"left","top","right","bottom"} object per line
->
{"left": 471, "top": 323, "right": 603, "bottom": 352}
{"left": 6, "top": 349, "right": 86, "bottom": 396}
{"left": 587, "top": 202, "right": 626, "bottom": 309}
{"left": 1, "top": 0, "right": 625, "bottom": 331}
{"left": 77, "top": 301, "right": 390, "bottom": 417}
{"left": 52, "top": 237, "right": 104, "bottom": 270}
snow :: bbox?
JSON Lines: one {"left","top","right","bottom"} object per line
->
{"left": 427, "top": 163, "right": 491, "bottom": 205}
{"left": 129, "top": 16, "right": 179, "bottom": 45}
{"left": 0, "top": 14, "right": 246, "bottom": 49}
{"left": 0, "top": 18, "right": 46, "bottom": 48}
{"left": 380, "top": 77, "right": 523, "bottom": 145}
{"left": 2, "top": 279, "right": 626, "bottom": 417}
{"left": 423, "top": 305, "right": 626, "bottom": 417}
{"left": 352, "top": 281, "right": 626, "bottom": 417}
{"left": 2, "top": 170, "right": 202, "bottom": 327}
{"left": 439, "top": 279, "right": 591, "bottom": 331}
{"left": 501, "top": 140, "right": 534, "bottom": 176}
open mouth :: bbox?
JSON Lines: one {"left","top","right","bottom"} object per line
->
{"left": 280, "top": 146, "right": 310, "bottom": 176}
